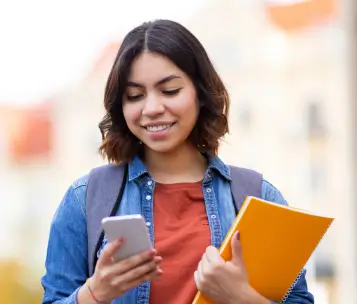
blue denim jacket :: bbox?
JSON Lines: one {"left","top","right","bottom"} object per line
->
{"left": 41, "top": 156, "right": 314, "bottom": 304}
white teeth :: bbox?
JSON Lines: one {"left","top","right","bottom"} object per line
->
{"left": 146, "top": 124, "right": 172, "bottom": 132}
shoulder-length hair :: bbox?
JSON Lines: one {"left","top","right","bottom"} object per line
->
{"left": 99, "top": 19, "right": 230, "bottom": 163}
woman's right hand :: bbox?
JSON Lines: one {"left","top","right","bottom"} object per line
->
{"left": 82, "top": 238, "right": 163, "bottom": 303}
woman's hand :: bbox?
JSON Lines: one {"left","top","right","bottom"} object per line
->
{"left": 194, "top": 232, "right": 269, "bottom": 304}
{"left": 79, "top": 238, "right": 163, "bottom": 303}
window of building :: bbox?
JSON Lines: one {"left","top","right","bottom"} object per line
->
{"left": 307, "top": 101, "right": 326, "bottom": 138}
{"left": 309, "top": 162, "right": 326, "bottom": 192}
{"left": 237, "top": 106, "right": 253, "bottom": 128}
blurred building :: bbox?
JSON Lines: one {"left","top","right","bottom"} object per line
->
{"left": 0, "top": 42, "right": 119, "bottom": 272}
{"left": 187, "top": 0, "right": 355, "bottom": 303}
{"left": 0, "top": 103, "right": 54, "bottom": 265}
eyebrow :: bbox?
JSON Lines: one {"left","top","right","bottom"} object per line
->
{"left": 126, "top": 74, "right": 182, "bottom": 88}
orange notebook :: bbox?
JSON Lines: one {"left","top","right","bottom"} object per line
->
{"left": 192, "top": 196, "right": 334, "bottom": 303}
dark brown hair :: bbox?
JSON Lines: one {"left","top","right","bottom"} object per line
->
{"left": 99, "top": 19, "right": 230, "bottom": 163}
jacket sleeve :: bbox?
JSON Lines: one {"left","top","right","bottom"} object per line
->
{"left": 41, "top": 178, "right": 88, "bottom": 304}
{"left": 262, "top": 180, "right": 314, "bottom": 304}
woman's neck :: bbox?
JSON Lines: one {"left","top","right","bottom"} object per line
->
{"left": 144, "top": 144, "right": 207, "bottom": 184}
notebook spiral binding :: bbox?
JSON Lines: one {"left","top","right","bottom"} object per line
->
{"left": 281, "top": 269, "right": 305, "bottom": 303}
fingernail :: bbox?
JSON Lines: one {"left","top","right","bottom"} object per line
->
{"left": 154, "top": 256, "right": 163, "bottom": 263}
{"left": 150, "top": 249, "right": 157, "bottom": 256}
{"left": 156, "top": 269, "right": 163, "bottom": 275}
{"left": 236, "top": 231, "right": 240, "bottom": 241}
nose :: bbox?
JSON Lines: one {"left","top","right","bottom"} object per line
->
{"left": 141, "top": 94, "right": 165, "bottom": 117}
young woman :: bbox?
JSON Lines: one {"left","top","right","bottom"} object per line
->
{"left": 41, "top": 19, "right": 314, "bottom": 304}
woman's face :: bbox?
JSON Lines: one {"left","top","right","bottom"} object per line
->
{"left": 122, "top": 51, "right": 199, "bottom": 154}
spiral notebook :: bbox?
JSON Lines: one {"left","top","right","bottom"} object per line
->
{"left": 192, "top": 196, "right": 334, "bottom": 303}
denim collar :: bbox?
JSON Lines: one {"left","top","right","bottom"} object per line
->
{"left": 127, "top": 153, "right": 231, "bottom": 182}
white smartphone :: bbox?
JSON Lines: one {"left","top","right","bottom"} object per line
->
{"left": 101, "top": 214, "right": 153, "bottom": 262}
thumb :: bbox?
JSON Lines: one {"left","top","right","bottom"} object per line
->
{"left": 231, "top": 231, "right": 243, "bottom": 265}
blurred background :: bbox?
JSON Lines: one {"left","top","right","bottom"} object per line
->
{"left": 0, "top": 0, "right": 356, "bottom": 303}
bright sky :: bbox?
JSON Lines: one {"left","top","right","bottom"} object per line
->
{"left": 0, "top": 0, "right": 207, "bottom": 105}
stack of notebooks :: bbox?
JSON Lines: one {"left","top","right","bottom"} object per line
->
{"left": 192, "top": 196, "right": 334, "bottom": 304}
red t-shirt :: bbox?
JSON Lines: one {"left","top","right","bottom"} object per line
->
{"left": 149, "top": 181, "right": 211, "bottom": 304}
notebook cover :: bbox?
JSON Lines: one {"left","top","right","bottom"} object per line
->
{"left": 192, "top": 196, "right": 334, "bottom": 303}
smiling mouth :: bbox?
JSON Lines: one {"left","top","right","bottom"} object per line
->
{"left": 144, "top": 123, "right": 175, "bottom": 132}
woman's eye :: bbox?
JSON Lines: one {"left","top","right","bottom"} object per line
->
{"left": 163, "top": 88, "right": 181, "bottom": 96}
{"left": 126, "top": 94, "right": 143, "bottom": 101}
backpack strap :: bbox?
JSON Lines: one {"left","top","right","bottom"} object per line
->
{"left": 86, "top": 162, "right": 127, "bottom": 277}
{"left": 229, "top": 165, "right": 262, "bottom": 213}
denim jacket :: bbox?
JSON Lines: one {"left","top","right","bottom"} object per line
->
{"left": 41, "top": 156, "right": 314, "bottom": 304}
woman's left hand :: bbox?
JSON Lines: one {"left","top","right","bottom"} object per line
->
{"left": 194, "top": 231, "right": 269, "bottom": 304}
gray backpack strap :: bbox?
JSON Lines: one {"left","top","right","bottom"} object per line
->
{"left": 229, "top": 165, "right": 262, "bottom": 213}
{"left": 86, "top": 162, "right": 127, "bottom": 277}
